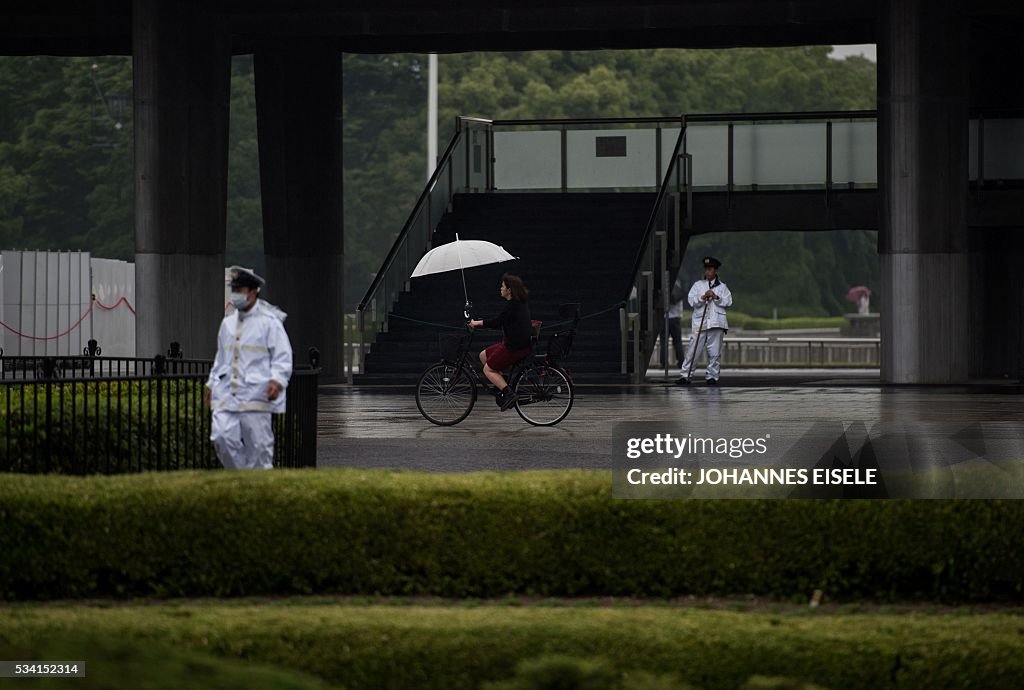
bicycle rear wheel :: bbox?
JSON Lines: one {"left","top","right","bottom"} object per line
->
{"left": 416, "top": 362, "right": 477, "bottom": 426}
{"left": 513, "top": 364, "right": 574, "bottom": 426}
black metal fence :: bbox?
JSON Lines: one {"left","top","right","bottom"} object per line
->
{"left": 1, "top": 353, "right": 319, "bottom": 474}
{"left": 0, "top": 355, "right": 212, "bottom": 380}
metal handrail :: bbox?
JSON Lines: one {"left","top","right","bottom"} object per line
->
{"left": 492, "top": 116, "right": 687, "bottom": 127}
{"left": 683, "top": 110, "right": 876, "bottom": 123}
{"left": 624, "top": 117, "right": 686, "bottom": 300}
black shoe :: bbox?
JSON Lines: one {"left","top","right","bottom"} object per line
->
{"left": 498, "top": 388, "right": 519, "bottom": 411}
{"left": 675, "top": 377, "right": 690, "bottom": 386}
{"left": 706, "top": 378, "right": 718, "bottom": 385}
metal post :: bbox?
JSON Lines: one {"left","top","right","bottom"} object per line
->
{"left": 620, "top": 305, "right": 627, "bottom": 375}
{"left": 826, "top": 120, "right": 833, "bottom": 195}
{"left": 560, "top": 126, "right": 568, "bottom": 192}
{"left": 663, "top": 268, "right": 670, "bottom": 379}
{"left": 154, "top": 354, "right": 165, "bottom": 471}
{"left": 356, "top": 309, "right": 365, "bottom": 378}
{"left": 643, "top": 270, "right": 654, "bottom": 358}
{"left": 632, "top": 314, "right": 642, "bottom": 384}
{"left": 487, "top": 123, "right": 495, "bottom": 191}
{"left": 684, "top": 153, "right": 693, "bottom": 230}
{"left": 655, "top": 126, "right": 662, "bottom": 188}
{"left": 727, "top": 123, "right": 734, "bottom": 196}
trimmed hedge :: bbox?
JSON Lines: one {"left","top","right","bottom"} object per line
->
{"left": 1, "top": 470, "right": 1024, "bottom": 601}
{"left": 2, "top": 603, "right": 1023, "bottom": 689}
{"left": 719, "top": 313, "right": 847, "bottom": 331}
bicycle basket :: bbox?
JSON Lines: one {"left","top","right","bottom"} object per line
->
{"left": 546, "top": 330, "right": 574, "bottom": 363}
{"left": 438, "top": 333, "right": 464, "bottom": 361}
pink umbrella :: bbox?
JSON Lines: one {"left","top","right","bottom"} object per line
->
{"left": 846, "top": 286, "right": 872, "bottom": 315}
{"left": 846, "top": 286, "right": 872, "bottom": 303}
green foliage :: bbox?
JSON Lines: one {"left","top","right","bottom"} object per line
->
{"left": 0, "top": 632, "right": 341, "bottom": 690}
{"left": 2, "top": 470, "right": 1023, "bottom": 602}
{"left": 0, "top": 56, "right": 132, "bottom": 255}
{"left": 3, "top": 601, "right": 1023, "bottom": 690}
{"left": 0, "top": 380, "right": 214, "bottom": 473}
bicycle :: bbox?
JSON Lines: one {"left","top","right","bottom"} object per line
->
{"left": 415, "top": 303, "right": 580, "bottom": 427}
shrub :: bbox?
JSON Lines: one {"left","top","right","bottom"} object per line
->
{"left": 0, "top": 379, "right": 215, "bottom": 473}
{"left": 1, "top": 470, "right": 1023, "bottom": 602}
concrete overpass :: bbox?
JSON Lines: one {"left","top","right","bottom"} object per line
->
{"left": 2, "top": 0, "right": 1023, "bottom": 382}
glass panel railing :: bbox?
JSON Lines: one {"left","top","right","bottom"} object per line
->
{"left": 685, "top": 124, "right": 729, "bottom": 187}
{"left": 683, "top": 112, "right": 877, "bottom": 190}
{"left": 732, "top": 122, "right": 826, "bottom": 186}
{"left": 494, "top": 130, "right": 562, "bottom": 189}
{"left": 566, "top": 128, "right": 658, "bottom": 188}
{"left": 832, "top": 120, "right": 877, "bottom": 185}
{"left": 492, "top": 117, "right": 681, "bottom": 191}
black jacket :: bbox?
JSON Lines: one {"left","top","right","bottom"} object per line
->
{"left": 483, "top": 299, "right": 532, "bottom": 350}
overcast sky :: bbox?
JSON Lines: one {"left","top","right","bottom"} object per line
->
{"left": 830, "top": 44, "right": 876, "bottom": 62}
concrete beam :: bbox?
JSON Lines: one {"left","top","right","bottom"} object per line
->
{"left": 689, "top": 189, "right": 879, "bottom": 234}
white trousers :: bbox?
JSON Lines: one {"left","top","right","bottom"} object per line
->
{"left": 679, "top": 328, "right": 725, "bottom": 381}
{"left": 211, "top": 410, "right": 275, "bottom": 470}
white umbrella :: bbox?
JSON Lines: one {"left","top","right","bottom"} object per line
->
{"left": 410, "top": 233, "right": 517, "bottom": 311}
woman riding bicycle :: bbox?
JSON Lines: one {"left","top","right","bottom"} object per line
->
{"left": 468, "top": 272, "right": 531, "bottom": 411}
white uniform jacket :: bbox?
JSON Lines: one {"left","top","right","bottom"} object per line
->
{"left": 688, "top": 278, "right": 732, "bottom": 331}
{"left": 206, "top": 300, "right": 293, "bottom": 414}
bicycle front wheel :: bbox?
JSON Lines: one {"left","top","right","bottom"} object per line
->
{"left": 416, "top": 362, "right": 477, "bottom": 426}
{"left": 513, "top": 364, "right": 574, "bottom": 426}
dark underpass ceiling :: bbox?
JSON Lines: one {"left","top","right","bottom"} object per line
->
{"left": 6, "top": 1, "right": 880, "bottom": 56}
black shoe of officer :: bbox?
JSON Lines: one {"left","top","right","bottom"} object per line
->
{"left": 675, "top": 377, "right": 690, "bottom": 386}
{"left": 706, "top": 378, "right": 718, "bottom": 385}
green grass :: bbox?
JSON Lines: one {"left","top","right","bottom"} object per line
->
{"left": 2, "top": 601, "right": 1022, "bottom": 690}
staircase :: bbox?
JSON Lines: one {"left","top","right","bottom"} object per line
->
{"left": 355, "top": 192, "right": 656, "bottom": 384}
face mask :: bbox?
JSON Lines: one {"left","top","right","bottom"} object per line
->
{"left": 230, "top": 292, "right": 250, "bottom": 310}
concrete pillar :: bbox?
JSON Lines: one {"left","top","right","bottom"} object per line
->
{"left": 255, "top": 47, "right": 344, "bottom": 379}
{"left": 133, "top": 0, "right": 231, "bottom": 360}
{"left": 878, "top": 0, "right": 969, "bottom": 383}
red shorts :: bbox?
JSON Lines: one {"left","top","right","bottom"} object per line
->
{"left": 484, "top": 342, "right": 530, "bottom": 372}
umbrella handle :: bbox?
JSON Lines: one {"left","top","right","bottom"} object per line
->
{"left": 463, "top": 300, "right": 474, "bottom": 320}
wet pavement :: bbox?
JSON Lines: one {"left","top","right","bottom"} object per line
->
{"left": 316, "top": 373, "right": 1024, "bottom": 472}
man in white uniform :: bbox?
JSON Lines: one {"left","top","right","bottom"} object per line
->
{"left": 204, "top": 266, "right": 293, "bottom": 469}
{"left": 677, "top": 256, "right": 733, "bottom": 386}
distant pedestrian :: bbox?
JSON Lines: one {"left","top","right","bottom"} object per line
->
{"left": 677, "top": 256, "right": 732, "bottom": 385}
{"left": 664, "top": 278, "right": 687, "bottom": 368}
{"left": 204, "top": 266, "right": 293, "bottom": 469}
